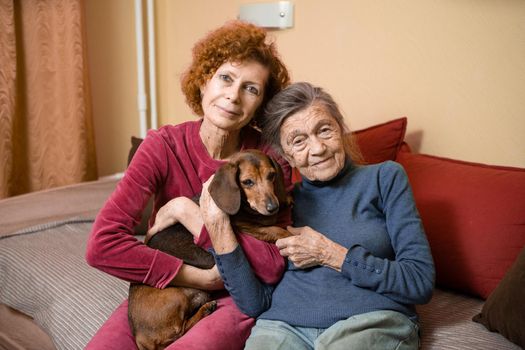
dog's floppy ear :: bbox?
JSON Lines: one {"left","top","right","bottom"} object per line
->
{"left": 208, "top": 162, "right": 241, "bottom": 215}
{"left": 270, "top": 157, "right": 291, "bottom": 206}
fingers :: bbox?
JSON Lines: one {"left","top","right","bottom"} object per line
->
{"left": 275, "top": 235, "right": 300, "bottom": 258}
{"left": 144, "top": 232, "right": 154, "bottom": 245}
{"left": 149, "top": 211, "right": 174, "bottom": 234}
{"left": 148, "top": 214, "right": 169, "bottom": 234}
{"left": 275, "top": 237, "right": 288, "bottom": 250}
{"left": 276, "top": 226, "right": 326, "bottom": 269}
{"left": 288, "top": 256, "right": 317, "bottom": 269}
{"left": 146, "top": 220, "right": 161, "bottom": 238}
{"left": 147, "top": 225, "right": 157, "bottom": 236}
{"left": 275, "top": 226, "right": 305, "bottom": 249}
{"left": 286, "top": 226, "right": 302, "bottom": 235}
{"left": 279, "top": 244, "right": 317, "bottom": 269}
{"left": 145, "top": 222, "right": 165, "bottom": 244}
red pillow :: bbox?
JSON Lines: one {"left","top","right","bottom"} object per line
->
{"left": 291, "top": 117, "right": 408, "bottom": 183}
{"left": 354, "top": 117, "right": 407, "bottom": 164}
{"left": 396, "top": 147, "right": 525, "bottom": 299}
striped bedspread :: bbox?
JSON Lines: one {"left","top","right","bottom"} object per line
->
{"left": 0, "top": 218, "right": 129, "bottom": 350}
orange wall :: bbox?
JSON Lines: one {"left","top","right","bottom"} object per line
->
{"left": 86, "top": 1, "right": 525, "bottom": 176}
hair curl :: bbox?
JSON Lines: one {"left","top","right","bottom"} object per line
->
{"left": 181, "top": 20, "right": 290, "bottom": 124}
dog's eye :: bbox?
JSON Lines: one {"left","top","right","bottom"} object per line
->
{"left": 267, "top": 172, "right": 276, "bottom": 182}
{"left": 241, "top": 179, "right": 254, "bottom": 187}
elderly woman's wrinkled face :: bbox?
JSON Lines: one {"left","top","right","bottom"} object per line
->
{"left": 280, "top": 103, "right": 346, "bottom": 182}
{"left": 200, "top": 60, "right": 269, "bottom": 132}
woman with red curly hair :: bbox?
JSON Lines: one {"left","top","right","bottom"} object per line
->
{"left": 85, "top": 20, "right": 291, "bottom": 349}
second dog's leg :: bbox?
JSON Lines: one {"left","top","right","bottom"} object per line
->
{"left": 182, "top": 300, "right": 217, "bottom": 334}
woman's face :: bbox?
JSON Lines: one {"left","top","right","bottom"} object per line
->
{"left": 200, "top": 60, "right": 269, "bottom": 132}
{"left": 280, "top": 103, "right": 346, "bottom": 182}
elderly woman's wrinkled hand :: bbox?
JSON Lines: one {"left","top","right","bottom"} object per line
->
{"left": 276, "top": 226, "right": 348, "bottom": 272}
{"left": 199, "top": 175, "right": 230, "bottom": 225}
{"left": 199, "top": 175, "right": 237, "bottom": 254}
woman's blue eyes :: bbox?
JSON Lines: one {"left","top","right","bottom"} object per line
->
{"left": 217, "top": 74, "right": 260, "bottom": 95}
{"left": 219, "top": 74, "right": 232, "bottom": 82}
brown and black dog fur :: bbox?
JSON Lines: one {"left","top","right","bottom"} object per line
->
{"left": 128, "top": 149, "right": 292, "bottom": 350}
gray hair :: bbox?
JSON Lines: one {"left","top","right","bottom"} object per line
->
{"left": 261, "top": 82, "right": 362, "bottom": 162}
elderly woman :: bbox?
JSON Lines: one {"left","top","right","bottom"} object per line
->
{"left": 244, "top": 82, "right": 435, "bottom": 350}
{"left": 85, "top": 21, "right": 291, "bottom": 349}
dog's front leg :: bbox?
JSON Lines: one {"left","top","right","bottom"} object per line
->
{"left": 238, "top": 225, "right": 292, "bottom": 243}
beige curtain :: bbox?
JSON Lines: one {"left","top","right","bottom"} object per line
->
{"left": 0, "top": 0, "right": 97, "bottom": 199}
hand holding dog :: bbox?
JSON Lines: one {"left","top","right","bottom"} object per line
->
{"left": 199, "top": 175, "right": 230, "bottom": 224}
{"left": 276, "top": 226, "right": 348, "bottom": 272}
{"left": 200, "top": 175, "right": 238, "bottom": 254}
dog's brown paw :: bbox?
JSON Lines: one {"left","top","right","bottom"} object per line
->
{"left": 203, "top": 300, "right": 217, "bottom": 315}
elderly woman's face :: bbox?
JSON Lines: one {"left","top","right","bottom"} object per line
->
{"left": 200, "top": 60, "right": 269, "bottom": 132}
{"left": 280, "top": 103, "right": 346, "bottom": 182}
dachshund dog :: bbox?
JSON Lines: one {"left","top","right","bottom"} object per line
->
{"left": 128, "top": 149, "right": 292, "bottom": 350}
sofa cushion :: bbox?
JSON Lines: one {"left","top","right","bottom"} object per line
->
{"left": 127, "top": 136, "right": 153, "bottom": 235}
{"left": 396, "top": 146, "right": 525, "bottom": 299}
{"left": 353, "top": 117, "right": 407, "bottom": 164}
{"left": 473, "top": 246, "right": 525, "bottom": 348}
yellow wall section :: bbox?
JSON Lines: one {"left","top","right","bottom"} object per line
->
{"left": 86, "top": 1, "right": 525, "bottom": 176}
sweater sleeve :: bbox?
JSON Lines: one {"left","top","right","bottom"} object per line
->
{"left": 212, "top": 244, "right": 278, "bottom": 317}
{"left": 85, "top": 130, "right": 183, "bottom": 288}
{"left": 340, "top": 161, "right": 435, "bottom": 305}
{"left": 211, "top": 154, "right": 293, "bottom": 317}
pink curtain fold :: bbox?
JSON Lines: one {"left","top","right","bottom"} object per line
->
{"left": 0, "top": 0, "right": 97, "bottom": 199}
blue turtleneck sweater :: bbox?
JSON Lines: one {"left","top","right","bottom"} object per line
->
{"left": 257, "top": 160, "right": 435, "bottom": 326}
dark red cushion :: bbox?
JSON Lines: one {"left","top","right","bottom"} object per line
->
{"left": 354, "top": 117, "right": 407, "bottom": 164}
{"left": 127, "top": 136, "right": 153, "bottom": 235}
{"left": 396, "top": 147, "right": 525, "bottom": 299}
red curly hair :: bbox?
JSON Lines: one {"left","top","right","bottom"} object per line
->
{"left": 181, "top": 20, "right": 290, "bottom": 125}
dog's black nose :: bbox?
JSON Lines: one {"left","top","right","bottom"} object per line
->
{"left": 266, "top": 202, "right": 279, "bottom": 214}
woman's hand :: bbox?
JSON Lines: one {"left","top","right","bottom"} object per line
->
{"left": 199, "top": 175, "right": 238, "bottom": 253}
{"left": 146, "top": 197, "right": 202, "bottom": 243}
{"left": 199, "top": 175, "right": 230, "bottom": 227}
{"left": 276, "top": 226, "right": 348, "bottom": 272}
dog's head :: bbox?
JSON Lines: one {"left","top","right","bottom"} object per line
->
{"left": 208, "top": 150, "right": 290, "bottom": 216}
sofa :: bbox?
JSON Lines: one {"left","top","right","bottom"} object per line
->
{"left": 0, "top": 117, "right": 523, "bottom": 350}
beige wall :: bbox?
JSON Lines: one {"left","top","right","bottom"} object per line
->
{"left": 86, "top": 1, "right": 525, "bottom": 176}
{"left": 85, "top": 0, "right": 140, "bottom": 176}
